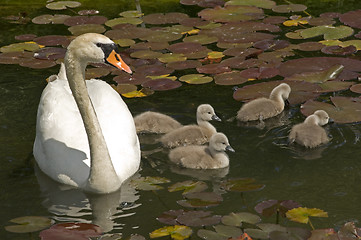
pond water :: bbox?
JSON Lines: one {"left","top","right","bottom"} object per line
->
{"left": 1, "top": 0, "right": 361, "bottom": 239}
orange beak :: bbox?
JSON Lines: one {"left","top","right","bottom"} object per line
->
{"left": 106, "top": 50, "right": 132, "bottom": 74}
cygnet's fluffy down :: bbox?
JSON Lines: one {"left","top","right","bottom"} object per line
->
{"left": 289, "top": 110, "right": 330, "bottom": 148}
{"left": 169, "top": 132, "right": 235, "bottom": 169}
{"left": 134, "top": 111, "right": 182, "bottom": 134}
{"left": 160, "top": 104, "right": 221, "bottom": 148}
{"left": 237, "top": 83, "right": 291, "bottom": 121}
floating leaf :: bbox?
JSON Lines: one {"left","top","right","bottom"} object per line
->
{"left": 149, "top": 225, "right": 192, "bottom": 240}
{"left": 130, "top": 50, "right": 163, "bottom": 59}
{"left": 179, "top": 74, "right": 213, "bottom": 84}
{"left": 20, "top": 59, "right": 57, "bottom": 69}
{"left": 301, "top": 97, "right": 361, "bottom": 123}
{"left": 0, "top": 42, "right": 42, "bottom": 53}
{"left": 120, "top": 10, "right": 143, "bottom": 18}
{"left": 177, "top": 192, "right": 223, "bottom": 208}
{"left": 308, "top": 17, "right": 335, "bottom": 26}
{"left": 283, "top": 16, "right": 309, "bottom": 27}
{"left": 286, "top": 207, "right": 328, "bottom": 224}
{"left": 141, "top": 31, "right": 183, "bottom": 43}
{"left": 177, "top": 211, "right": 222, "bottom": 227}
{"left": 113, "top": 39, "right": 135, "bottom": 47}
{"left": 221, "top": 178, "right": 265, "bottom": 192}
{"left": 157, "top": 209, "right": 185, "bottom": 225}
{"left": 39, "top": 222, "right": 101, "bottom": 240}
{"left": 15, "top": 34, "right": 37, "bottom": 41}
{"left": 226, "top": 0, "right": 276, "bottom": 9}
{"left": 32, "top": 14, "right": 70, "bottom": 24}
{"left": 197, "top": 63, "right": 230, "bottom": 74}
{"left": 158, "top": 53, "right": 187, "bottom": 63}
{"left": 183, "top": 35, "right": 218, "bottom": 45}
{"left": 339, "top": 40, "right": 361, "bottom": 50}
{"left": 131, "top": 176, "right": 170, "bottom": 191}
{"left": 64, "top": 16, "right": 107, "bottom": 26}
{"left": 168, "top": 180, "right": 208, "bottom": 194}
{"left": 5, "top": 216, "right": 52, "bottom": 233}
{"left": 142, "top": 78, "right": 182, "bottom": 91}
{"left": 121, "top": 88, "right": 154, "bottom": 98}
{"left": 222, "top": 212, "right": 261, "bottom": 226}
{"left": 350, "top": 83, "right": 361, "bottom": 94}
{"left": 285, "top": 64, "right": 344, "bottom": 83}
{"left": 105, "top": 17, "right": 142, "bottom": 27}
{"left": 214, "top": 71, "right": 248, "bottom": 86}
{"left": 85, "top": 67, "right": 110, "bottom": 79}
{"left": 34, "top": 35, "right": 70, "bottom": 47}
{"left": 296, "top": 42, "right": 324, "bottom": 51}
{"left": 197, "top": 226, "right": 245, "bottom": 240}
{"left": 112, "top": 84, "right": 137, "bottom": 95}
{"left": 300, "top": 25, "right": 354, "bottom": 40}
{"left": 272, "top": 4, "right": 307, "bottom": 13}
{"left": 198, "top": 5, "right": 264, "bottom": 23}
{"left": 255, "top": 200, "right": 302, "bottom": 217}
{"left": 167, "top": 60, "right": 202, "bottom": 70}
{"left": 46, "top": 1, "right": 81, "bottom": 10}
{"left": 68, "top": 24, "right": 106, "bottom": 35}
{"left": 339, "top": 9, "right": 361, "bottom": 29}
{"left": 0, "top": 51, "right": 34, "bottom": 64}
{"left": 308, "top": 228, "right": 337, "bottom": 240}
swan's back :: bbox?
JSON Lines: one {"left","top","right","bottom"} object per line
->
{"left": 134, "top": 111, "right": 182, "bottom": 133}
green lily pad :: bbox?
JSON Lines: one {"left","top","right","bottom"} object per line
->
{"left": 286, "top": 207, "right": 328, "bottom": 224}
{"left": 222, "top": 212, "right": 261, "bottom": 226}
{"left": 39, "top": 222, "right": 102, "bottom": 240}
{"left": 272, "top": 4, "right": 307, "bottom": 13}
{"left": 0, "top": 42, "right": 42, "bottom": 53}
{"left": 150, "top": 225, "right": 192, "bottom": 240}
{"left": 158, "top": 53, "right": 187, "bottom": 63}
{"left": 220, "top": 178, "right": 265, "bottom": 192}
{"left": 285, "top": 64, "right": 344, "bottom": 83}
{"left": 119, "top": 10, "right": 143, "bottom": 18}
{"left": 300, "top": 25, "right": 354, "bottom": 40}
{"left": 131, "top": 176, "right": 170, "bottom": 191}
{"left": 112, "top": 84, "right": 138, "bottom": 95}
{"left": 168, "top": 180, "right": 208, "bottom": 194}
{"left": 301, "top": 97, "right": 361, "bottom": 123}
{"left": 105, "top": 17, "right": 143, "bottom": 27}
{"left": 317, "top": 80, "right": 354, "bottom": 93}
{"left": 143, "top": 12, "right": 189, "bottom": 25}
{"left": 226, "top": 0, "right": 276, "bottom": 9}
{"left": 5, "top": 216, "right": 53, "bottom": 233}
{"left": 85, "top": 67, "right": 110, "bottom": 79}
{"left": 183, "top": 34, "right": 218, "bottom": 45}
{"left": 68, "top": 24, "right": 106, "bottom": 35}
{"left": 114, "top": 38, "right": 135, "bottom": 47}
{"left": 198, "top": 5, "right": 264, "bottom": 23}
{"left": 32, "top": 14, "right": 70, "bottom": 24}
{"left": 130, "top": 50, "right": 163, "bottom": 59}
{"left": 179, "top": 74, "right": 213, "bottom": 84}
{"left": 214, "top": 71, "right": 248, "bottom": 85}
{"left": 46, "top": 1, "right": 81, "bottom": 10}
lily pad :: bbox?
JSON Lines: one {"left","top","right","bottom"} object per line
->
{"left": 286, "top": 207, "right": 328, "bottom": 224}
{"left": 253, "top": 39, "right": 290, "bottom": 51}
{"left": 339, "top": 9, "right": 361, "bottom": 29}
{"left": 198, "top": 226, "right": 245, "bottom": 240}
{"left": 143, "top": 12, "right": 189, "bottom": 25}
{"left": 214, "top": 71, "right": 248, "bottom": 85}
{"left": 136, "top": 64, "right": 174, "bottom": 76}
{"left": 34, "top": 35, "right": 70, "bottom": 47}
{"left": 300, "top": 25, "right": 354, "bottom": 40}
{"left": 158, "top": 53, "right": 187, "bottom": 63}
{"left": 157, "top": 209, "right": 185, "bottom": 225}
{"left": 15, "top": 34, "right": 37, "bottom": 41}
{"left": 113, "top": 72, "right": 152, "bottom": 85}
{"left": 130, "top": 50, "right": 163, "bottom": 59}
{"left": 221, "top": 212, "right": 261, "bottom": 226}
{"left": 197, "top": 63, "right": 231, "bottom": 74}
{"left": 142, "top": 78, "right": 182, "bottom": 91}
{"left": 68, "top": 24, "right": 106, "bottom": 35}
{"left": 32, "top": 14, "right": 70, "bottom": 24}
{"left": 321, "top": 45, "right": 357, "bottom": 55}
{"left": 166, "top": 60, "right": 202, "bottom": 70}
{"left": 119, "top": 10, "right": 143, "bottom": 18}
{"left": 20, "top": 59, "right": 57, "bottom": 69}
{"left": 85, "top": 67, "right": 110, "bottom": 79}
{"left": 226, "top": 0, "right": 276, "bottom": 9}
{"left": 105, "top": 26, "right": 152, "bottom": 39}
{"left": 296, "top": 42, "right": 324, "bottom": 51}
{"left": 198, "top": 5, "right": 264, "bottom": 23}
{"left": 183, "top": 34, "right": 218, "bottom": 45}
{"left": 46, "top": 1, "right": 81, "bottom": 10}
{"left": 105, "top": 17, "right": 143, "bottom": 27}
{"left": 179, "top": 74, "right": 213, "bottom": 84}
{"left": 255, "top": 200, "right": 302, "bottom": 217}
{"left": 239, "top": 67, "right": 279, "bottom": 80}
{"left": 149, "top": 225, "right": 192, "bottom": 240}
{"left": 122, "top": 88, "right": 154, "bottom": 98}
{"left": 272, "top": 4, "right": 307, "bottom": 13}
{"left": 285, "top": 64, "right": 344, "bottom": 83}
{"left": 176, "top": 211, "right": 222, "bottom": 227}
{"left": 0, "top": 42, "right": 42, "bottom": 53}
{"left": 301, "top": 97, "right": 361, "bottom": 123}
{"left": 39, "top": 222, "right": 102, "bottom": 240}
{"left": 5, "top": 216, "right": 53, "bottom": 233}
{"left": 64, "top": 15, "right": 107, "bottom": 26}
{"left": 131, "top": 176, "right": 170, "bottom": 191}
{"left": 112, "top": 84, "right": 137, "bottom": 95}
{"left": 131, "top": 42, "right": 169, "bottom": 51}
{"left": 308, "top": 17, "right": 335, "bottom": 26}
{"left": 177, "top": 192, "right": 223, "bottom": 208}
{"left": 220, "top": 178, "right": 265, "bottom": 192}
{"left": 141, "top": 30, "right": 183, "bottom": 43}
{"left": 113, "top": 38, "right": 136, "bottom": 47}
{"left": 168, "top": 180, "right": 208, "bottom": 194}
{"left": 34, "top": 47, "right": 66, "bottom": 60}
{"left": 350, "top": 83, "right": 361, "bottom": 93}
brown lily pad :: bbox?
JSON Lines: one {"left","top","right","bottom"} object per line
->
{"left": 68, "top": 24, "right": 106, "bottom": 35}
{"left": 0, "top": 51, "right": 34, "bottom": 64}
{"left": 321, "top": 45, "right": 357, "bottom": 55}
{"left": 113, "top": 72, "right": 151, "bottom": 85}
{"left": 296, "top": 42, "right": 324, "bottom": 51}
{"left": 141, "top": 78, "right": 182, "bottom": 91}
{"left": 166, "top": 60, "right": 202, "bottom": 70}
{"left": 34, "top": 47, "right": 66, "bottom": 60}
{"left": 197, "top": 63, "right": 231, "bottom": 74}
{"left": 15, "top": 34, "right": 37, "bottom": 41}
{"left": 350, "top": 83, "right": 361, "bottom": 93}
{"left": 198, "top": 5, "right": 264, "bottom": 23}
{"left": 34, "top": 35, "right": 70, "bottom": 47}
{"left": 143, "top": 12, "right": 189, "bottom": 25}
{"left": 20, "top": 59, "right": 57, "bottom": 69}
{"left": 339, "top": 9, "right": 361, "bottom": 29}
{"left": 214, "top": 71, "right": 248, "bottom": 85}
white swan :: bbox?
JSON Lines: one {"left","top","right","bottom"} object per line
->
{"left": 34, "top": 33, "right": 141, "bottom": 194}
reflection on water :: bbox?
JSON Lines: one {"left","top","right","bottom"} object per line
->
{"left": 35, "top": 165, "right": 141, "bottom": 232}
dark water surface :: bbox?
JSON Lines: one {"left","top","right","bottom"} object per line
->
{"left": 1, "top": 0, "right": 361, "bottom": 239}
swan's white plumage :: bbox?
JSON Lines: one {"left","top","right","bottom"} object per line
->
{"left": 34, "top": 33, "right": 140, "bottom": 193}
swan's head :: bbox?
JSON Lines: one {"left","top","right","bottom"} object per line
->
{"left": 313, "top": 110, "right": 330, "bottom": 126}
{"left": 197, "top": 104, "right": 221, "bottom": 122}
{"left": 270, "top": 83, "right": 291, "bottom": 101}
{"left": 209, "top": 133, "right": 235, "bottom": 153}
{"left": 66, "top": 33, "right": 132, "bottom": 73}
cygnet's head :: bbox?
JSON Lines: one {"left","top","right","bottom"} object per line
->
{"left": 313, "top": 110, "right": 330, "bottom": 126}
{"left": 209, "top": 133, "right": 235, "bottom": 152}
{"left": 197, "top": 104, "right": 221, "bottom": 122}
{"left": 65, "top": 33, "right": 131, "bottom": 73}
{"left": 270, "top": 83, "right": 291, "bottom": 101}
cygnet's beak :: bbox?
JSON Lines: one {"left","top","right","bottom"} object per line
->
{"left": 328, "top": 118, "right": 335, "bottom": 124}
{"left": 226, "top": 145, "right": 235, "bottom": 152}
{"left": 212, "top": 114, "right": 222, "bottom": 122}
{"left": 105, "top": 49, "right": 132, "bottom": 74}
{"left": 284, "top": 99, "right": 290, "bottom": 108}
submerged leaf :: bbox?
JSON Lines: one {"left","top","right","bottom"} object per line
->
{"left": 39, "top": 222, "right": 101, "bottom": 240}
{"left": 168, "top": 180, "right": 208, "bottom": 194}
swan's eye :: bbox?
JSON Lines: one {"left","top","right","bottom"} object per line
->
{"left": 96, "top": 43, "right": 102, "bottom": 48}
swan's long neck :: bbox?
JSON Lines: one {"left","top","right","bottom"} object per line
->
{"left": 65, "top": 53, "right": 120, "bottom": 194}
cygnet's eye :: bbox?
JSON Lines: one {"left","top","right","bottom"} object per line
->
{"left": 208, "top": 112, "right": 212, "bottom": 114}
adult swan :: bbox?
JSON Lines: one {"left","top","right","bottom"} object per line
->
{"left": 34, "top": 33, "right": 141, "bottom": 194}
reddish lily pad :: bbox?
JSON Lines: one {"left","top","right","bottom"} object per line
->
{"left": 339, "top": 9, "right": 361, "bottom": 29}
{"left": 157, "top": 209, "right": 185, "bottom": 225}
{"left": 226, "top": 0, "right": 276, "bottom": 9}
{"left": 179, "top": 17, "right": 209, "bottom": 27}
{"left": 220, "top": 178, "right": 265, "bottom": 192}
{"left": 141, "top": 78, "right": 182, "bottom": 91}
{"left": 114, "top": 72, "right": 151, "bottom": 85}
{"left": 221, "top": 57, "right": 264, "bottom": 69}
{"left": 233, "top": 80, "right": 321, "bottom": 105}
{"left": 253, "top": 39, "right": 290, "bottom": 51}
{"left": 46, "top": 1, "right": 81, "bottom": 10}
{"left": 308, "top": 17, "right": 335, "bottom": 26}
{"left": 34, "top": 35, "right": 70, "bottom": 47}
{"left": 296, "top": 42, "right": 324, "bottom": 51}
{"left": 168, "top": 180, "right": 208, "bottom": 195}
{"left": 5, "top": 216, "right": 53, "bottom": 233}
{"left": 168, "top": 42, "right": 208, "bottom": 54}
{"left": 177, "top": 192, "right": 223, "bottom": 208}
{"left": 272, "top": 4, "right": 307, "bottom": 13}
{"left": 222, "top": 47, "right": 261, "bottom": 57}
{"left": 0, "top": 51, "right": 34, "bottom": 64}
{"left": 263, "top": 16, "right": 288, "bottom": 24}
{"left": 197, "top": 63, "right": 231, "bottom": 74}
{"left": 179, "top": 74, "right": 213, "bottom": 84}
{"left": 15, "top": 34, "right": 37, "bottom": 41}
{"left": 105, "top": 27, "right": 152, "bottom": 39}
{"left": 68, "top": 24, "right": 106, "bottom": 35}
{"left": 255, "top": 200, "right": 302, "bottom": 217}
{"left": 321, "top": 45, "right": 357, "bottom": 55}
{"left": 198, "top": 5, "right": 264, "bottom": 23}
{"left": 301, "top": 97, "right": 361, "bottom": 123}
{"left": 20, "top": 59, "right": 57, "bottom": 69}
{"left": 136, "top": 64, "right": 174, "bottom": 76}
{"left": 143, "top": 12, "right": 189, "bottom": 25}
{"left": 34, "top": 47, "right": 66, "bottom": 60}
{"left": 176, "top": 211, "right": 222, "bottom": 227}
{"left": 64, "top": 15, "right": 107, "bottom": 26}
{"left": 350, "top": 84, "right": 361, "bottom": 93}
{"left": 39, "top": 222, "right": 102, "bottom": 240}
{"left": 130, "top": 50, "right": 163, "bottom": 59}
{"left": 32, "top": 14, "right": 70, "bottom": 24}
{"left": 214, "top": 71, "right": 248, "bottom": 85}
{"left": 239, "top": 67, "right": 279, "bottom": 80}
{"left": 166, "top": 60, "right": 202, "bottom": 70}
